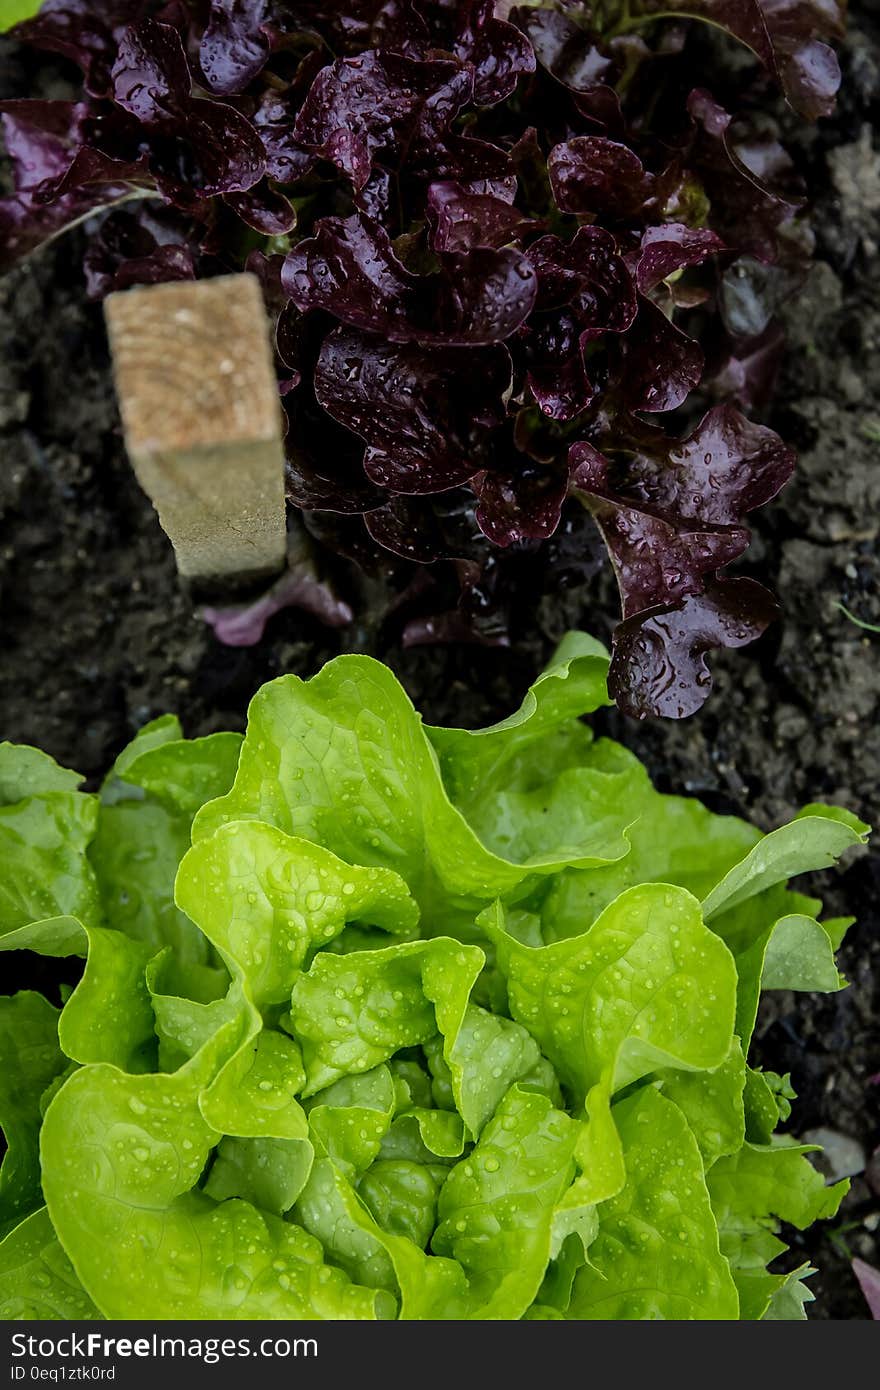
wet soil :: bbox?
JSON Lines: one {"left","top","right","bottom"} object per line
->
{"left": 1, "top": 9, "right": 878, "bottom": 1319}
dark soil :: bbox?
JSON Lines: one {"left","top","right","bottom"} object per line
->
{"left": 1, "top": 10, "right": 878, "bottom": 1319}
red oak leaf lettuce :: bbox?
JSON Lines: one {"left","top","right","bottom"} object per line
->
{"left": 521, "top": 227, "right": 637, "bottom": 420}
{"left": 0, "top": 0, "right": 842, "bottom": 717}
{"left": 314, "top": 325, "right": 512, "bottom": 492}
{"left": 282, "top": 213, "right": 537, "bottom": 345}
{"left": 0, "top": 100, "right": 140, "bottom": 268}
{"left": 11, "top": 0, "right": 158, "bottom": 95}
{"left": 571, "top": 407, "right": 796, "bottom": 715}
{"left": 548, "top": 136, "right": 650, "bottom": 218}
{"left": 627, "top": 0, "right": 845, "bottom": 119}
{"left": 198, "top": 0, "right": 277, "bottom": 96}
{"left": 426, "top": 180, "right": 535, "bottom": 253}
{"left": 110, "top": 19, "right": 266, "bottom": 204}
{"left": 451, "top": 0, "right": 537, "bottom": 106}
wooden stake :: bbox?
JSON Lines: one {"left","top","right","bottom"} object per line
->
{"left": 105, "top": 273, "right": 287, "bottom": 592}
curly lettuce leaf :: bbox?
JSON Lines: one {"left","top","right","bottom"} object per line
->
{"left": 306, "top": 1067, "right": 400, "bottom": 1176}
{"left": 760, "top": 914, "right": 847, "bottom": 992}
{"left": 0, "top": 743, "right": 83, "bottom": 803}
{"left": 702, "top": 805, "right": 869, "bottom": 919}
{"left": 289, "top": 939, "right": 484, "bottom": 1097}
{"left": 200, "top": 1021, "right": 311, "bottom": 1212}
{"left": 0, "top": 1208, "right": 101, "bottom": 1321}
{"left": 430, "top": 1086, "right": 580, "bottom": 1317}
{"left": 101, "top": 715, "right": 183, "bottom": 794}
{"left": 4, "top": 637, "right": 867, "bottom": 1321}
{"left": 0, "top": 764, "right": 100, "bottom": 940}
{"left": 39, "top": 987, "right": 384, "bottom": 1319}
{"left": 440, "top": 1003, "right": 545, "bottom": 1138}
{"left": 120, "top": 731, "right": 242, "bottom": 818}
{"left": 710, "top": 885, "right": 855, "bottom": 1043}
{"left": 427, "top": 631, "right": 610, "bottom": 809}
{"left": 298, "top": 1081, "right": 584, "bottom": 1320}
{"left": 358, "top": 1160, "right": 443, "bottom": 1250}
{"left": 294, "top": 1155, "right": 404, "bottom": 1301}
{"left": 193, "top": 650, "right": 630, "bottom": 930}
{"left": 90, "top": 729, "right": 241, "bottom": 966}
{"left": 762, "top": 1263, "right": 816, "bottom": 1320}
{"left": 177, "top": 822, "right": 418, "bottom": 1010}
{"left": 658, "top": 1040, "right": 747, "bottom": 1169}
{"left": 535, "top": 740, "right": 761, "bottom": 939}
{"left": 568, "top": 1086, "right": 739, "bottom": 1319}
{"left": 379, "top": 1106, "right": 466, "bottom": 1166}
{"left": 707, "top": 1140, "right": 847, "bottom": 1319}
{"left": 0, "top": 914, "right": 157, "bottom": 1072}
{"left": 146, "top": 951, "right": 236, "bottom": 1072}
{"left": 203, "top": 1135, "right": 313, "bottom": 1216}
{"left": 625, "top": 0, "right": 843, "bottom": 119}
{"left": 485, "top": 882, "right": 737, "bottom": 1099}
{"left": 0, "top": 994, "right": 66, "bottom": 1238}
{"left": 59, "top": 927, "right": 156, "bottom": 1071}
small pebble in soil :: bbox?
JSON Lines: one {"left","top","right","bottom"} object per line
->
{"left": 802, "top": 1127, "right": 867, "bottom": 1182}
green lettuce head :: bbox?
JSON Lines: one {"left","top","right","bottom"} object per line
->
{"left": 0, "top": 636, "right": 869, "bottom": 1320}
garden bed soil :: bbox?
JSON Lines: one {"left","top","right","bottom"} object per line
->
{"left": 1, "top": 8, "right": 878, "bottom": 1320}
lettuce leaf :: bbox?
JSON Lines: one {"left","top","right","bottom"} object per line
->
{"left": 2, "top": 0, "right": 840, "bottom": 717}
{"left": 0, "top": 1208, "right": 101, "bottom": 1321}
{"left": 193, "top": 645, "right": 630, "bottom": 932}
{"left": 0, "top": 2, "right": 41, "bottom": 35}
{"left": 485, "top": 883, "right": 737, "bottom": 1098}
{"left": 90, "top": 728, "right": 242, "bottom": 965}
{"left": 568, "top": 1087, "right": 739, "bottom": 1319}
{"left": 0, "top": 747, "right": 100, "bottom": 941}
{"left": 707, "top": 1141, "right": 847, "bottom": 1319}
{"left": 1, "top": 637, "right": 864, "bottom": 1320}
{"left": 0, "top": 994, "right": 66, "bottom": 1238}
{"left": 178, "top": 823, "right": 418, "bottom": 1010}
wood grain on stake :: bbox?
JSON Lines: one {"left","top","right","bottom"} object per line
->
{"left": 105, "top": 273, "right": 287, "bottom": 589}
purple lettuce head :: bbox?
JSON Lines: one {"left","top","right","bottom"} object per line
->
{"left": 1, "top": 0, "right": 838, "bottom": 717}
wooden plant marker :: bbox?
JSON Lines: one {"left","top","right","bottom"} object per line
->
{"left": 105, "top": 272, "right": 287, "bottom": 593}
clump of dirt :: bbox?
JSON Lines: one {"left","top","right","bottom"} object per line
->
{"left": 1, "top": 9, "right": 878, "bottom": 1319}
